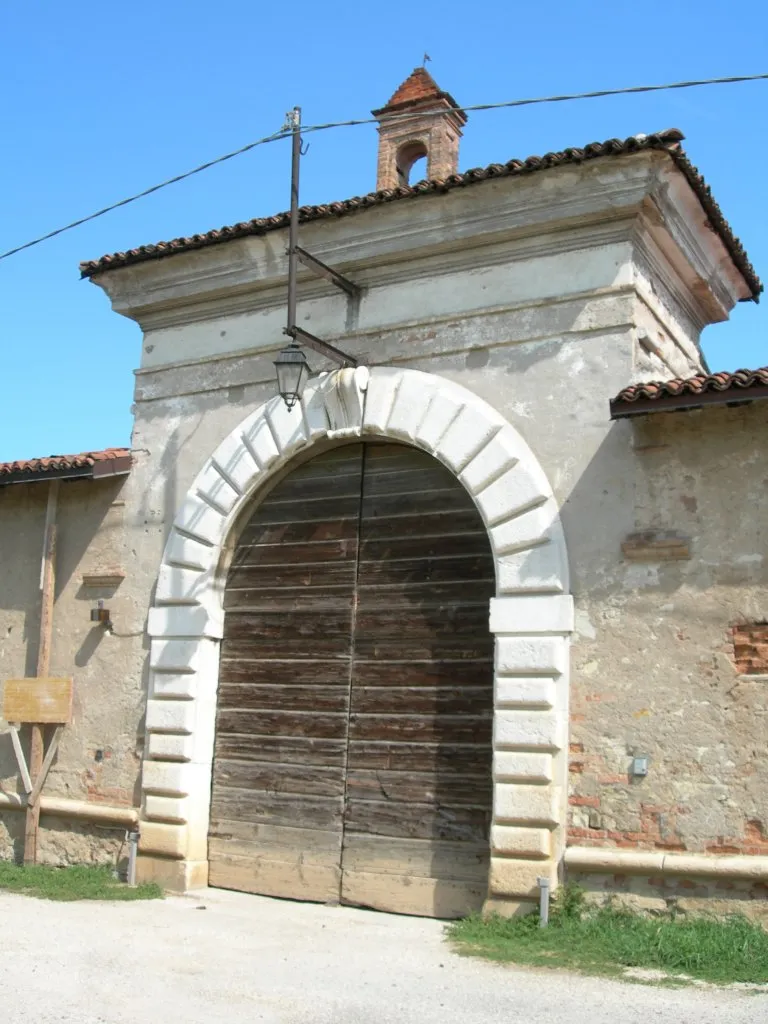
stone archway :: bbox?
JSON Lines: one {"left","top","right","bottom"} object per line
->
{"left": 138, "top": 366, "right": 573, "bottom": 914}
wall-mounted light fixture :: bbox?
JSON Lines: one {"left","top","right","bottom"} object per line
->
{"left": 275, "top": 107, "right": 359, "bottom": 411}
{"left": 90, "top": 600, "right": 112, "bottom": 628}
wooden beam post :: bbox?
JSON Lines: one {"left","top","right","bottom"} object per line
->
{"left": 24, "top": 479, "right": 59, "bottom": 865}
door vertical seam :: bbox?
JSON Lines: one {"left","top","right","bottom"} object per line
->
{"left": 337, "top": 442, "right": 367, "bottom": 902}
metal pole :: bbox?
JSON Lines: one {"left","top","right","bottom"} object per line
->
{"left": 538, "top": 876, "right": 551, "bottom": 927}
{"left": 286, "top": 106, "right": 301, "bottom": 339}
{"left": 127, "top": 829, "right": 140, "bottom": 886}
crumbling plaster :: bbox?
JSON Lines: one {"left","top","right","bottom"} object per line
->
{"left": 0, "top": 476, "right": 144, "bottom": 864}
{"left": 568, "top": 403, "right": 768, "bottom": 864}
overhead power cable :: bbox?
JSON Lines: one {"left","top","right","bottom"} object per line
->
{"left": 1, "top": 70, "right": 767, "bottom": 264}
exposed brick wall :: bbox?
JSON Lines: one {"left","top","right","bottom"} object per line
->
{"left": 732, "top": 623, "right": 768, "bottom": 674}
{"left": 567, "top": 776, "right": 768, "bottom": 856}
{"left": 376, "top": 117, "right": 462, "bottom": 190}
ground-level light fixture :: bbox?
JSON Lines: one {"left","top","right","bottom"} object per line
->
{"left": 275, "top": 107, "right": 359, "bottom": 411}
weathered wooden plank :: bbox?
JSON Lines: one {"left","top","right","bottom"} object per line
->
{"left": 359, "top": 532, "right": 490, "bottom": 561}
{"left": 354, "top": 605, "right": 492, "bottom": 638}
{"left": 345, "top": 769, "right": 492, "bottom": 806}
{"left": 356, "top": 581, "right": 493, "bottom": 607}
{"left": 8, "top": 725, "right": 32, "bottom": 793}
{"left": 236, "top": 517, "right": 359, "bottom": 548}
{"left": 3, "top": 678, "right": 73, "bottom": 725}
{"left": 25, "top": 480, "right": 59, "bottom": 866}
{"left": 210, "top": 790, "right": 344, "bottom": 831}
{"left": 208, "top": 820, "right": 342, "bottom": 863}
{"left": 217, "top": 660, "right": 351, "bottom": 687}
{"left": 28, "top": 725, "right": 63, "bottom": 805}
{"left": 346, "top": 741, "right": 491, "bottom": 774}
{"left": 226, "top": 562, "right": 357, "bottom": 591}
{"left": 243, "top": 494, "right": 361, "bottom": 525}
{"left": 340, "top": 869, "right": 486, "bottom": 918}
{"left": 343, "top": 799, "right": 490, "bottom": 842}
{"left": 209, "top": 851, "right": 341, "bottom": 904}
{"left": 356, "top": 555, "right": 494, "bottom": 585}
{"left": 353, "top": 637, "right": 494, "bottom": 660}
{"left": 222, "top": 611, "right": 353, "bottom": 655}
{"left": 350, "top": 686, "right": 492, "bottom": 716}
{"left": 348, "top": 714, "right": 491, "bottom": 745}
{"left": 213, "top": 760, "right": 344, "bottom": 798}
{"left": 214, "top": 735, "right": 347, "bottom": 766}
{"left": 362, "top": 466, "right": 473, "bottom": 497}
{"left": 341, "top": 834, "right": 489, "bottom": 882}
{"left": 361, "top": 488, "right": 477, "bottom": 520}
{"left": 215, "top": 709, "right": 349, "bottom": 741}
{"left": 256, "top": 472, "right": 362, "bottom": 503}
{"left": 216, "top": 683, "right": 350, "bottom": 713}
{"left": 360, "top": 508, "right": 486, "bottom": 542}
{"left": 223, "top": 588, "right": 354, "bottom": 614}
{"left": 221, "top": 638, "right": 351, "bottom": 660}
{"left": 351, "top": 660, "right": 493, "bottom": 688}
{"left": 231, "top": 539, "right": 358, "bottom": 568}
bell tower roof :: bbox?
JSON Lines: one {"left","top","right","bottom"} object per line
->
{"left": 373, "top": 67, "right": 465, "bottom": 119}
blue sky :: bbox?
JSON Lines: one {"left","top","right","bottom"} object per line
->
{"left": 1, "top": 2, "right": 766, "bottom": 462}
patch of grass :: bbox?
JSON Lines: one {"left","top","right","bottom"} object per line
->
{"left": 447, "top": 884, "right": 768, "bottom": 986}
{"left": 0, "top": 863, "right": 163, "bottom": 902}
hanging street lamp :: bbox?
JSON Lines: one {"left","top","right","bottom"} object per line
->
{"left": 275, "top": 107, "right": 360, "bottom": 411}
{"left": 274, "top": 342, "right": 310, "bottom": 410}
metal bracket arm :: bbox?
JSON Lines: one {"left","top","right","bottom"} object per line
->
{"left": 285, "top": 326, "right": 358, "bottom": 368}
{"left": 294, "top": 246, "right": 361, "bottom": 298}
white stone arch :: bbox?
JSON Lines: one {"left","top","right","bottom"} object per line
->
{"left": 138, "top": 366, "right": 573, "bottom": 907}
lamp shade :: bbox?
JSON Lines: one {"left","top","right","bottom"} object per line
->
{"left": 274, "top": 344, "right": 309, "bottom": 410}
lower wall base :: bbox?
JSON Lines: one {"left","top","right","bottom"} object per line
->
{"left": 482, "top": 897, "right": 537, "bottom": 918}
{"left": 136, "top": 855, "right": 209, "bottom": 891}
{"left": 0, "top": 811, "right": 128, "bottom": 869}
{"left": 569, "top": 871, "right": 768, "bottom": 924}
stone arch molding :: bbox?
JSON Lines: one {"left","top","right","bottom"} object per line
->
{"left": 139, "top": 365, "right": 574, "bottom": 903}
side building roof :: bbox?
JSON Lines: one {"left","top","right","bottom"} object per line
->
{"left": 0, "top": 448, "right": 132, "bottom": 486}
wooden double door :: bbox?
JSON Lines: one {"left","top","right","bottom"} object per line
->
{"left": 208, "top": 442, "right": 495, "bottom": 917}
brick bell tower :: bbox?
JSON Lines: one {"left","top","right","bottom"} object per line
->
{"left": 372, "top": 68, "right": 467, "bottom": 190}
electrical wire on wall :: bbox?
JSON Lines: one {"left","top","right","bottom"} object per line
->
{"left": 1, "top": 71, "right": 767, "bottom": 264}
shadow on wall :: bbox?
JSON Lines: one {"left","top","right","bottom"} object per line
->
{"left": 0, "top": 476, "right": 129, "bottom": 677}
{"left": 0, "top": 733, "right": 20, "bottom": 792}
{"left": 0, "top": 809, "right": 25, "bottom": 864}
{"left": 560, "top": 404, "right": 768, "bottom": 601}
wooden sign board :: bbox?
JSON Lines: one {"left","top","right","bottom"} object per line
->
{"left": 2, "top": 678, "right": 73, "bottom": 724}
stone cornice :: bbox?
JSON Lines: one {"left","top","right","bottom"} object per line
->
{"left": 137, "top": 218, "right": 635, "bottom": 333}
{"left": 93, "top": 156, "right": 659, "bottom": 329}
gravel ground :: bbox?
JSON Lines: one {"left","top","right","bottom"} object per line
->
{"left": 1, "top": 887, "right": 764, "bottom": 1024}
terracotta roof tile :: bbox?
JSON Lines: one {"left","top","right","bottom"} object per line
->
{"left": 79, "top": 129, "right": 761, "bottom": 300}
{"left": 0, "top": 448, "right": 132, "bottom": 484}
{"left": 610, "top": 367, "right": 768, "bottom": 417}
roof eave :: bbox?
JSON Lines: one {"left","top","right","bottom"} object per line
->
{"left": 610, "top": 385, "right": 768, "bottom": 419}
{"left": 0, "top": 454, "right": 132, "bottom": 487}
